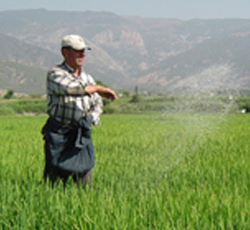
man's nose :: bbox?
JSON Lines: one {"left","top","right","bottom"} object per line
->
{"left": 77, "top": 49, "right": 86, "bottom": 56}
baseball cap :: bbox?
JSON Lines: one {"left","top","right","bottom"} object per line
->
{"left": 61, "top": 34, "right": 91, "bottom": 50}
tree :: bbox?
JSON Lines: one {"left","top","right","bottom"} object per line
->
{"left": 135, "top": 86, "right": 138, "bottom": 94}
{"left": 3, "top": 90, "right": 14, "bottom": 99}
{"left": 130, "top": 86, "right": 140, "bottom": 103}
{"left": 122, "top": 91, "right": 130, "bottom": 97}
{"left": 130, "top": 93, "right": 141, "bottom": 103}
{"left": 96, "top": 80, "right": 106, "bottom": 87}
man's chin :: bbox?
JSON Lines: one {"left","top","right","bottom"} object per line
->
{"left": 77, "top": 61, "right": 84, "bottom": 67}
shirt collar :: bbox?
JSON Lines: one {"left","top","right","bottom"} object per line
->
{"left": 62, "top": 62, "right": 75, "bottom": 74}
{"left": 61, "top": 62, "right": 86, "bottom": 79}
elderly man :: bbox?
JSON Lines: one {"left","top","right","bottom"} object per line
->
{"left": 41, "top": 34, "right": 117, "bottom": 187}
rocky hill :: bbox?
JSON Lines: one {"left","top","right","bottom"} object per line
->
{"left": 0, "top": 9, "right": 250, "bottom": 94}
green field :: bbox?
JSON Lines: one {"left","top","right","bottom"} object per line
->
{"left": 0, "top": 113, "right": 250, "bottom": 229}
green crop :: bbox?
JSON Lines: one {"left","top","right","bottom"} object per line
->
{"left": 0, "top": 113, "right": 250, "bottom": 229}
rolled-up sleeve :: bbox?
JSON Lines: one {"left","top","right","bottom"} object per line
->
{"left": 89, "top": 93, "right": 103, "bottom": 126}
{"left": 85, "top": 74, "right": 103, "bottom": 126}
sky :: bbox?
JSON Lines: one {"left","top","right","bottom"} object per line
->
{"left": 0, "top": 0, "right": 250, "bottom": 20}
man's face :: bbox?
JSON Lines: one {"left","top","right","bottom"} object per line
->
{"left": 63, "top": 47, "right": 86, "bottom": 69}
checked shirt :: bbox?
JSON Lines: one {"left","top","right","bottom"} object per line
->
{"left": 46, "top": 62, "right": 103, "bottom": 126}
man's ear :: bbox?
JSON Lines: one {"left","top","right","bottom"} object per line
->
{"left": 61, "top": 47, "right": 69, "bottom": 57}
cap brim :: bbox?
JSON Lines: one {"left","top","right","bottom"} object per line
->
{"left": 62, "top": 45, "right": 91, "bottom": 51}
{"left": 73, "top": 46, "right": 92, "bottom": 51}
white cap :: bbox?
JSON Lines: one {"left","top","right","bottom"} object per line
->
{"left": 61, "top": 34, "right": 91, "bottom": 50}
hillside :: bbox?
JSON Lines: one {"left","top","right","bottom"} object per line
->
{"left": 136, "top": 35, "right": 250, "bottom": 90}
{"left": 0, "top": 9, "right": 250, "bottom": 94}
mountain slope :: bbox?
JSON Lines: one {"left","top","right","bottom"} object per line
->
{"left": 0, "top": 9, "right": 250, "bottom": 94}
{"left": 0, "top": 60, "right": 47, "bottom": 94}
{"left": 134, "top": 34, "right": 250, "bottom": 91}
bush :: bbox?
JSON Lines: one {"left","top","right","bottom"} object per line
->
{"left": 103, "top": 105, "right": 117, "bottom": 114}
{"left": 0, "top": 99, "right": 46, "bottom": 115}
{"left": 235, "top": 97, "right": 250, "bottom": 112}
{"left": 3, "top": 90, "right": 14, "bottom": 99}
{"left": 0, "top": 106, "right": 15, "bottom": 115}
{"left": 130, "top": 94, "right": 141, "bottom": 103}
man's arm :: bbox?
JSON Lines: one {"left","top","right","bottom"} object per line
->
{"left": 47, "top": 69, "right": 88, "bottom": 96}
{"left": 47, "top": 68, "right": 117, "bottom": 101}
{"left": 85, "top": 85, "right": 117, "bottom": 101}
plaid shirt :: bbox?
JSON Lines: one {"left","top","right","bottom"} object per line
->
{"left": 46, "top": 62, "right": 103, "bottom": 126}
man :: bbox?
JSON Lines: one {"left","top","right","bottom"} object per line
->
{"left": 41, "top": 34, "right": 117, "bottom": 187}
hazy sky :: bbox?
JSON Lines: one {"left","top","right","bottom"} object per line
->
{"left": 1, "top": 0, "right": 250, "bottom": 20}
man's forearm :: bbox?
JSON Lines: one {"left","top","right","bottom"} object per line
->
{"left": 85, "top": 85, "right": 117, "bottom": 101}
{"left": 85, "top": 85, "right": 102, "bottom": 94}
